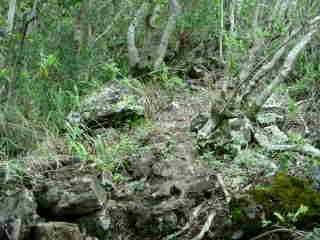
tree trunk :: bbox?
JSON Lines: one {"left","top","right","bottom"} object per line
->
{"left": 7, "top": 0, "right": 17, "bottom": 33}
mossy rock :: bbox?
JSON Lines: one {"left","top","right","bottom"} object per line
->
{"left": 250, "top": 172, "right": 320, "bottom": 228}
{"left": 229, "top": 172, "right": 320, "bottom": 239}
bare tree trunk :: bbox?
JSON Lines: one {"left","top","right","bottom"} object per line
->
{"left": 252, "top": 16, "right": 320, "bottom": 114}
{"left": 229, "top": 0, "right": 236, "bottom": 36}
{"left": 73, "top": 0, "right": 92, "bottom": 53}
{"left": 142, "top": 3, "right": 161, "bottom": 63}
{"left": 127, "top": 0, "right": 181, "bottom": 71}
{"left": 219, "top": 0, "right": 224, "bottom": 63}
{"left": 127, "top": 2, "right": 148, "bottom": 68}
{"left": 154, "top": 0, "right": 181, "bottom": 69}
{"left": 7, "top": 0, "right": 17, "bottom": 33}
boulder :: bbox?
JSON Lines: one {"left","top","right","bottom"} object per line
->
{"left": 77, "top": 210, "right": 111, "bottom": 239}
{"left": 36, "top": 176, "right": 107, "bottom": 218}
{"left": 256, "top": 112, "right": 284, "bottom": 126}
{"left": 234, "top": 149, "right": 278, "bottom": 176}
{"left": 67, "top": 80, "right": 144, "bottom": 128}
{"left": 254, "top": 125, "right": 289, "bottom": 147}
{"left": 30, "top": 222, "right": 82, "bottom": 240}
{"left": 0, "top": 189, "right": 40, "bottom": 240}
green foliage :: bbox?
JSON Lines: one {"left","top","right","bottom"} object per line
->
{"left": 65, "top": 123, "right": 89, "bottom": 160}
{"left": 274, "top": 204, "right": 309, "bottom": 225}
{"left": 100, "top": 62, "right": 121, "bottom": 82}
{"left": 274, "top": 151, "right": 295, "bottom": 171}
{"left": 0, "top": 105, "right": 41, "bottom": 156}
{"left": 94, "top": 133, "right": 140, "bottom": 181}
{"left": 250, "top": 172, "right": 320, "bottom": 228}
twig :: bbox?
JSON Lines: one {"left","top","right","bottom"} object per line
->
{"left": 191, "top": 211, "right": 216, "bottom": 240}
{"left": 217, "top": 174, "right": 231, "bottom": 203}
{"left": 164, "top": 203, "right": 204, "bottom": 240}
{"left": 249, "top": 227, "right": 305, "bottom": 240}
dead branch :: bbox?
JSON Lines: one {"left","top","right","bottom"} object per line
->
{"left": 217, "top": 174, "right": 231, "bottom": 203}
{"left": 191, "top": 211, "right": 216, "bottom": 240}
{"left": 164, "top": 203, "right": 204, "bottom": 240}
{"left": 262, "top": 143, "right": 320, "bottom": 158}
{"left": 249, "top": 227, "right": 305, "bottom": 240}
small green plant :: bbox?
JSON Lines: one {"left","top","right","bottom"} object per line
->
{"left": 39, "top": 52, "right": 60, "bottom": 78}
{"left": 100, "top": 62, "right": 121, "bottom": 81}
{"left": 288, "top": 132, "right": 305, "bottom": 145}
{"left": 94, "top": 134, "right": 140, "bottom": 180}
{"left": 274, "top": 204, "right": 309, "bottom": 225}
{"left": 65, "top": 123, "right": 89, "bottom": 160}
{"left": 274, "top": 151, "right": 295, "bottom": 171}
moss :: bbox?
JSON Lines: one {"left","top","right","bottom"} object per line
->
{"left": 250, "top": 172, "right": 320, "bottom": 228}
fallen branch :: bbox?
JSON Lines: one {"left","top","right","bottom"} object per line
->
{"left": 263, "top": 143, "right": 320, "bottom": 158}
{"left": 249, "top": 227, "right": 305, "bottom": 240}
{"left": 164, "top": 203, "right": 204, "bottom": 240}
{"left": 191, "top": 211, "right": 216, "bottom": 240}
{"left": 217, "top": 174, "right": 231, "bottom": 203}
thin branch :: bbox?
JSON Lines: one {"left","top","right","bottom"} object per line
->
{"left": 92, "top": 4, "right": 130, "bottom": 47}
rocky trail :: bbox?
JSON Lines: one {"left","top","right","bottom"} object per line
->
{"left": 1, "top": 80, "right": 320, "bottom": 240}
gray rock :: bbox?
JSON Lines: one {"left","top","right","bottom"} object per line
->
{"left": 0, "top": 189, "right": 40, "bottom": 240}
{"left": 128, "top": 148, "right": 157, "bottom": 179}
{"left": 311, "top": 165, "right": 320, "bottom": 190}
{"left": 262, "top": 88, "right": 289, "bottom": 113}
{"left": 234, "top": 149, "right": 278, "bottom": 176}
{"left": 256, "top": 112, "right": 284, "bottom": 126}
{"left": 37, "top": 176, "right": 106, "bottom": 218}
{"left": 229, "top": 117, "right": 253, "bottom": 147}
{"left": 77, "top": 210, "right": 111, "bottom": 239}
{"left": 190, "top": 113, "right": 210, "bottom": 133}
{"left": 31, "top": 222, "right": 82, "bottom": 240}
{"left": 67, "top": 81, "right": 144, "bottom": 128}
{"left": 254, "top": 125, "right": 289, "bottom": 147}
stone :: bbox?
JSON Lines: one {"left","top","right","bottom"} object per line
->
{"left": 37, "top": 176, "right": 106, "bottom": 218}
{"left": 190, "top": 113, "right": 210, "bottom": 133}
{"left": 30, "top": 222, "right": 82, "bottom": 240}
{"left": 67, "top": 80, "right": 144, "bottom": 128}
{"left": 256, "top": 112, "right": 284, "bottom": 126}
{"left": 77, "top": 211, "right": 111, "bottom": 239}
{"left": 262, "top": 88, "right": 289, "bottom": 113}
{"left": 0, "top": 189, "right": 40, "bottom": 240}
{"left": 234, "top": 149, "right": 278, "bottom": 176}
{"left": 229, "top": 117, "right": 253, "bottom": 147}
{"left": 254, "top": 125, "right": 289, "bottom": 147}
{"left": 128, "top": 148, "right": 156, "bottom": 179}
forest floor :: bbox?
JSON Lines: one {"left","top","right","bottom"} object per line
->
{"left": 1, "top": 81, "right": 320, "bottom": 240}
